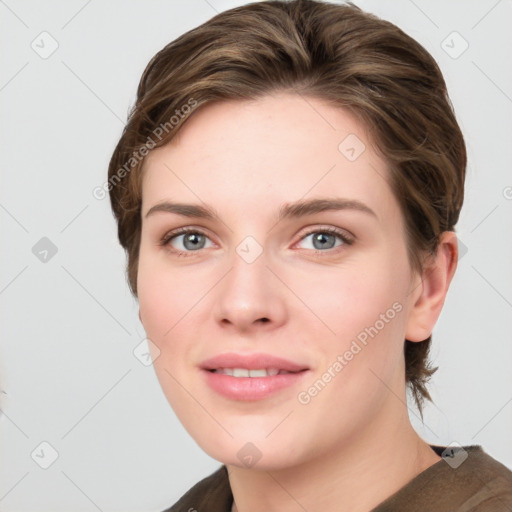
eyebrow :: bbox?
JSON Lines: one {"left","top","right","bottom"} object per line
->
{"left": 145, "top": 197, "right": 377, "bottom": 223}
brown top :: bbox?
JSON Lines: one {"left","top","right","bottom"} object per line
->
{"left": 163, "top": 445, "right": 512, "bottom": 512}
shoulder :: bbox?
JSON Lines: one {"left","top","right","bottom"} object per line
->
{"left": 161, "top": 465, "right": 232, "bottom": 512}
{"left": 449, "top": 445, "right": 512, "bottom": 512}
{"left": 374, "top": 445, "right": 512, "bottom": 512}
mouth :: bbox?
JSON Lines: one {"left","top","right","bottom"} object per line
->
{"left": 209, "top": 368, "right": 299, "bottom": 377}
{"left": 200, "top": 353, "right": 310, "bottom": 401}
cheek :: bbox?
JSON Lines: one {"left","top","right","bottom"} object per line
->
{"left": 290, "top": 258, "right": 409, "bottom": 343}
{"left": 136, "top": 251, "right": 217, "bottom": 381}
{"left": 137, "top": 249, "right": 197, "bottom": 338}
{"left": 137, "top": 257, "right": 196, "bottom": 404}
{"left": 138, "top": 263, "right": 171, "bottom": 338}
{"left": 289, "top": 255, "right": 411, "bottom": 411}
{"left": 293, "top": 269, "right": 409, "bottom": 435}
{"left": 137, "top": 247, "right": 190, "bottom": 350}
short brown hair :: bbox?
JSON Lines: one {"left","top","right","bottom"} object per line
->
{"left": 107, "top": 0, "right": 466, "bottom": 413}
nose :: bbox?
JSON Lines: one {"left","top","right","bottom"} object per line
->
{"left": 213, "top": 245, "right": 287, "bottom": 333}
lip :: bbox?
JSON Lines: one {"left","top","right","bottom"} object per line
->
{"left": 200, "top": 352, "right": 309, "bottom": 373}
{"left": 200, "top": 352, "right": 310, "bottom": 401}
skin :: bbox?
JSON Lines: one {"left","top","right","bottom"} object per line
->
{"left": 137, "top": 92, "right": 458, "bottom": 512}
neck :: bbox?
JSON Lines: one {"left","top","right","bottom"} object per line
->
{"left": 227, "top": 403, "right": 441, "bottom": 512}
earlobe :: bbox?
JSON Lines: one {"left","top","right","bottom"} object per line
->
{"left": 405, "top": 232, "right": 459, "bottom": 342}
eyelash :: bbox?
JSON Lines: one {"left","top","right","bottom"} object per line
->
{"left": 159, "top": 226, "right": 354, "bottom": 258}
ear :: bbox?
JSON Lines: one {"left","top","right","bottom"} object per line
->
{"left": 405, "top": 231, "right": 459, "bottom": 342}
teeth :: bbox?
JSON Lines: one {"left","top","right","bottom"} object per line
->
{"left": 213, "top": 368, "right": 287, "bottom": 377}
{"left": 248, "top": 369, "right": 267, "bottom": 377}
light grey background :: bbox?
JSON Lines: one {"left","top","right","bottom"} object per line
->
{"left": 0, "top": 0, "right": 511, "bottom": 510}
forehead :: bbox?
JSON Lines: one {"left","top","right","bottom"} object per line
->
{"left": 144, "top": 92, "right": 373, "bottom": 170}
{"left": 140, "top": 92, "right": 399, "bottom": 226}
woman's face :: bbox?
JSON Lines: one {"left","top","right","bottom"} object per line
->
{"left": 137, "top": 92, "right": 424, "bottom": 469}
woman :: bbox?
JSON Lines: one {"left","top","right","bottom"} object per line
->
{"left": 107, "top": 1, "right": 512, "bottom": 510}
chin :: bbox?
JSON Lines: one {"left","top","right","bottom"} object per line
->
{"left": 188, "top": 426, "right": 308, "bottom": 471}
